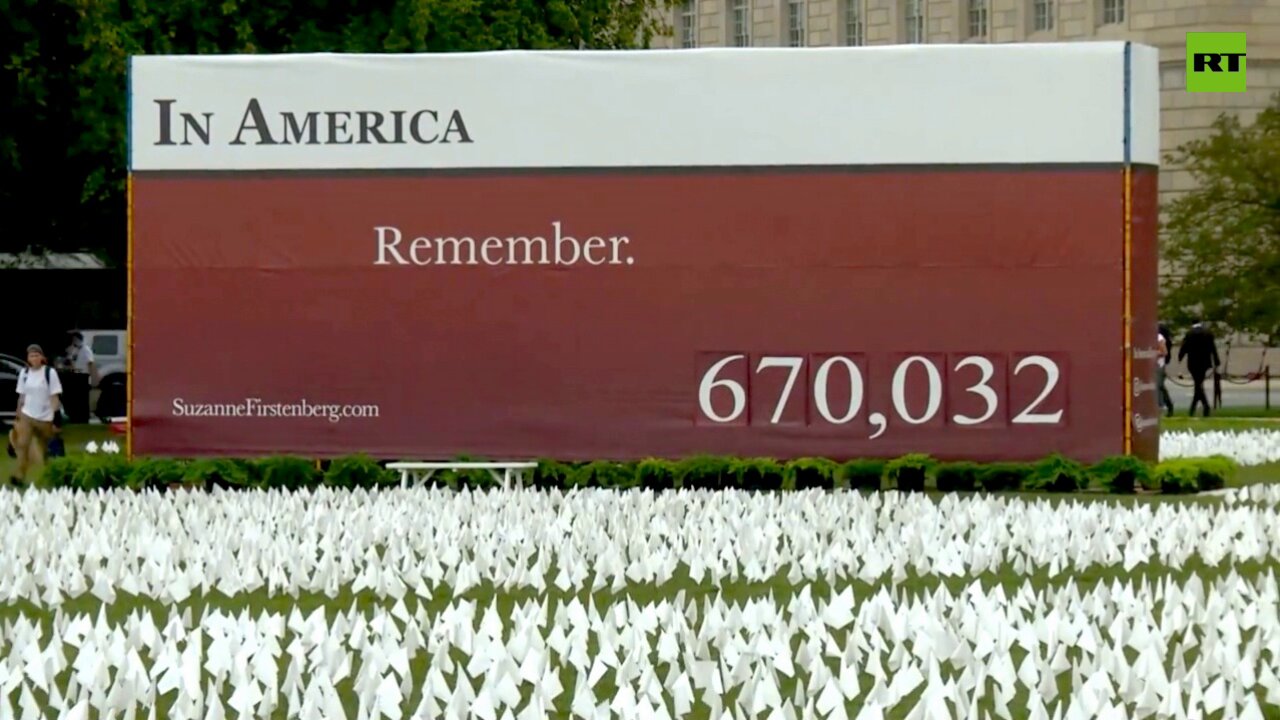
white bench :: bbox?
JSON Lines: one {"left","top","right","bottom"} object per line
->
{"left": 386, "top": 461, "right": 538, "bottom": 489}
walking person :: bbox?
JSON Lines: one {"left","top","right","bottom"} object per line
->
{"left": 63, "top": 331, "right": 98, "bottom": 380}
{"left": 59, "top": 331, "right": 97, "bottom": 424}
{"left": 1156, "top": 327, "right": 1174, "bottom": 417}
{"left": 1178, "top": 320, "right": 1220, "bottom": 418}
{"left": 10, "top": 344, "right": 64, "bottom": 486}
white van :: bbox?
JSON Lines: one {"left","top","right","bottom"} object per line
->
{"left": 78, "top": 329, "right": 126, "bottom": 381}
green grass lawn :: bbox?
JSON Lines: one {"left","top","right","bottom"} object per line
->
{"left": 1185, "top": 406, "right": 1280, "bottom": 418}
{"left": 0, "top": 422, "right": 113, "bottom": 483}
{"left": 1161, "top": 411, "right": 1280, "bottom": 433}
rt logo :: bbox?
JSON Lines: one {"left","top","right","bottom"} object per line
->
{"left": 1187, "top": 32, "right": 1246, "bottom": 93}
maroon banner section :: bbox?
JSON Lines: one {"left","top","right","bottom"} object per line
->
{"left": 1130, "top": 169, "right": 1161, "bottom": 460}
{"left": 132, "top": 167, "right": 1144, "bottom": 462}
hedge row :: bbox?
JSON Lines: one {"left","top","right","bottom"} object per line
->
{"left": 41, "top": 453, "right": 1236, "bottom": 495}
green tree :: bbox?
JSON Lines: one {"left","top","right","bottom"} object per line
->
{"left": 1161, "top": 92, "right": 1280, "bottom": 346}
{"left": 2, "top": 0, "right": 674, "bottom": 267}
{"left": 1, "top": 0, "right": 93, "bottom": 258}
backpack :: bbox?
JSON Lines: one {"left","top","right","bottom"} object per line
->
{"left": 19, "top": 366, "right": 52, "bottom": 387}
{"left": 18, "top": 363, "right": 52, "bottom": 392}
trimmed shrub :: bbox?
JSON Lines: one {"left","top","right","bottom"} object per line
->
{"left": 636, "top": 458, "right": 677, "bottom": 491}
{"left": 72, "top": 455, "right": 133, "bottom": 490}
{"left": 884, "top": 454, "right": 936, "bottom": 493}
{"left": 436, "top": 457, "right": 495, "bottom": 489}
{"left": 1193, "top": 455, "right": 1235, "bottom": 491}
{"left": 26, "top": 450, "right": 1184, "bottom": 496}
{"left": 977, "top": 462, "right": 1029, "bottom": 492}
{"left": 1154, "top": 460, "right": 1200, "bottom": 494}
{"left": 935, "top": 462, "right": 981, "bottom": 493}
{"left": 42, "top": 456, "right": 82, "bottom": 488}
{"left": 1090, "top": 456, "right": 1150, "bottom": 494}
{"left": 184, "top": 458, "right": 253, "bottom": 490}
{"left": 1154, "top": 456, "right": 1234, "bottom": 494}
{"left": 323, "top": 454, "right": 391, "bottom": 489}
{"left": 532, "top": 459, "right": 575, "bottom": 489}
{"left": 127, "top": 458, "right": 188, "bottom": 490}
{"left": 256, "top": 456, "right": 320, "bottom": 491}
{"left": 571, "top": 461, "right": 637, "bottom": 489}
{"left": 843, "top": 459, "right": 886, "bottom": 491}
{"left": 732, "top": 458, "right": 785, "bottom": 491}
{"left": 1026, "top": 455, "right": 1087, "bottom": 493}
{"left": 676, "top": 455, "right": 734, "bottom": 490}
{"left": 785, "top": 458, "right": 839, "bottom": 491}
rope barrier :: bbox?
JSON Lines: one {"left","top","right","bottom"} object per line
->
{"left": 1164, "top": 372, "right": 1260, "bottom": 387}
{"left": 1219, "top": 345, "right": 1269, "bottom": 383}
{"left": 1224, "top": 372, "right": 1265, "bottom": 385}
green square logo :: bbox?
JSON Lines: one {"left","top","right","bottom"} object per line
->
{"left": 1187, "top": 32, "right": 1246, "bottom": 92}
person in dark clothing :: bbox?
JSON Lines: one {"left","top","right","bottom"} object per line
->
{"left": 1178, "top": 321, "right": 1221, "bottom": 417}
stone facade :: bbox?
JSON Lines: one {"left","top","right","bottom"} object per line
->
{"left": 657, "top": 0, "right": 1280, "bottom": 218}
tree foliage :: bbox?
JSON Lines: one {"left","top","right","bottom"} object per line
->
{"left": 1, "top": 0, "right": 673, "bottom": 266}
{"left": 1161, "top": 92, "right": 1280, "bottom": 346}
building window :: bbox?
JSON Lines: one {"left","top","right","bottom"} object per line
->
{"left": 968, "top": 0, "right": 988, "bottom": 38}
{"left": 679, "top": 0, "right": 697, "bottom": 48}
{"left": 731, "top": 0, "right": 750, "bottom": 46}
{"left": 904, "top": 0, "right": 925, "bottom": 43}
{"left": 845, "top": 0, "right": 864, "bottom": 46}
{"left": 1034, "top": 0, "right": 1054, "bottom": 30}
{"left": 1102, "top": 0, "right": 1124, "bottom": 24}
{"left": 1032, "top": 0, "right": 1054, "bottom": 31}
{"left": 788, "top": 0, "right": 806, "bottom": 46}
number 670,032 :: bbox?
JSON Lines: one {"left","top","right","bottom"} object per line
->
{"left": 695, "top": 353, "right": 1065, "bottom": 434}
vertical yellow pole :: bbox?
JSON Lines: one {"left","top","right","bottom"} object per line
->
{"left": 1123, "top": 166, "right": 1133, "bottom": 455}
{"left": 126, "top": 174, "right": 134, "bottom": 460}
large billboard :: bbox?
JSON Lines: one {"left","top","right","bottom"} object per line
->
{"left": 128, "top": 44, "right": 1161, "bottom": 462}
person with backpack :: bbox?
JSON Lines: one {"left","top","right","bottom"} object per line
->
{"left": 10, "top": 344, "right": 63, "bottom": 485}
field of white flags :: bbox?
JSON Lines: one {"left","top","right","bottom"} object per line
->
{"left": 1161, "top": 429, "right": 1280, "bottom": 467}
{"left": 1, "top": 486, "right": 1279, "bottom": 719}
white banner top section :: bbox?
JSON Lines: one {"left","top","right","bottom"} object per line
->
{"left": 128, "top": 43, "right": 1160, "bottom": 171}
